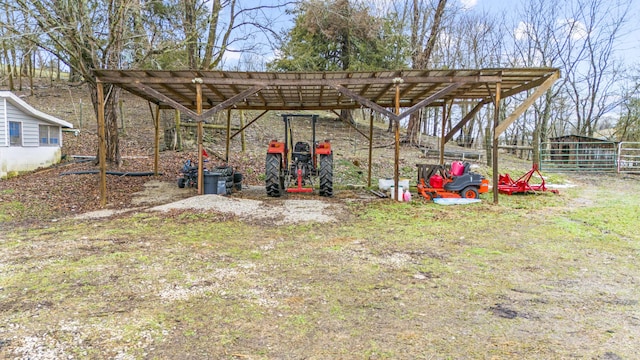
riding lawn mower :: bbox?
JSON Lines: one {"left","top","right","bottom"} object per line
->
{"left": 416, "top": 161, "right": 489, "bottom": 201}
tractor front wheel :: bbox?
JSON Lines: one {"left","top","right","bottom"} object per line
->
{"left": 461, "top": 186, "right": 479, "bottom": 199}
{"left": 319, "top": 153, "right": 333, "bottom": 197}
{"left": 265, "top": 153, "right": 283, "bottom": 197}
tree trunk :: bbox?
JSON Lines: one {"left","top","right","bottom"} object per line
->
{"left": 2, "top": 40, "right": 13, "bottom": 91}
{"left": 404, "top": 0, "right": 447, "bottom": 145}
{"left": 90, "top": 83, "right": 121, "bottom": 166}
{"left": 184, "top": 0, "right": 198, "bottom": 69}
{"left": 202, "top": 0, "right": 222, "bottom": 68}
{"left": 532, "top": 123, "right": 541, "bottom": 166}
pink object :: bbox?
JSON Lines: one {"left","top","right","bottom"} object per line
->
{"left": 430, "top": 174, "right": 443, "bottom": 188}
{"left": 450, "top": 161, "right": 464, "bottom": 176}
{"left": 403, "top": 189, "right": 412, "bottom": 202}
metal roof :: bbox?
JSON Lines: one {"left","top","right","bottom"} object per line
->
{"left": 94, "top": 68, "right": 560, "bottom": 119}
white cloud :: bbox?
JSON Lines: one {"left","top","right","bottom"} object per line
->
{"left": 514, "top": 21, "right": 532, "bottom": 41}
{"left": 557, "top": 18, "right": 588, "bottom": 40}
{"left": 460, "top": 0, "right": 477, "bottom": 10}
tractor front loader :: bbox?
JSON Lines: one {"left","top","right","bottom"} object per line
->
{"left": 265, "top": 114, "right": 333, "bottom": 197}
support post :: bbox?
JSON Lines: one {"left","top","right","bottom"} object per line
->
{"left": 240, "top": 110, "right": 246, "bottom": 152}
{"left": 393, "top": 79, "right": 402, "bottom": 201}
{"left": 153, "top": 104, "right": 160, "bottom": 176}
{"left": 196, "top": 83, "right": 204, "bottom": 195}
{"left": 226, "top": 109, "right": 231, "bottom": 162}
{"left": 97, "top": 81, "right": 107, "bottom": 206}
{"left": 492, "top": 82, "right": 502, "bottom": 204}
{"left": 175, "top": 109, "right": 181, "bottom": 150}
{"left": 439, "top": 103, "right": 446, "bottom": 165}
{"left": 368, "top": 111, "right": 374, "bottom": 188}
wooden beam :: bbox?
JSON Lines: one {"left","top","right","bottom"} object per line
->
{"left": 329, "top": 109, "right": 370, "bottom": 141}
{"left": 97, "top": 75, "right": 503, "bottom": 87}
{"left": 394, "top": 81, "right": 401, "bottom": 202}
{"left": 97, "top": 81, "right": 107, "bottom": 206}
{"left": 226, "top": 109, "right": 231, "bottom": 163}
{"left": 153, "top": 103, "right": 160, "bottom": 176}
{"left": 439, "top": 103, "right": 447, "bottom": 165}
{"left": 492, "top": 82, "right": 501, "bottom": 204}
{"left": 198, "top": 85, "right": 264, "bottom": 120}
{"left": 240, "top": 110, "right": 246, "bottom": 152}
{"left": 331, "top": 85, "right": 397, "bottom": 121}
{"left": 368, "top": 111, "right": 374, "bottom": 188}
{"left": 494, "top": 71, "right": 560, "bottom": 138}
{"left": 497, "top": 70, "right": 560, "bottom": 100}
{"left": 230, "top": 110, "right": 268, "bottom": 139}
{"left": 129, "top": 81, "right": 200, "bottom": 120}
{"left": 444, "top": 100, "right": 485, "bottom": 143}
{"left": 196, "top": 83, "right": 204, "bottom": 195}
{"left": 396, "top": 82, "right": 463, "bottom": 122}
{"left": 180, "top": 122, "right": 239, "bottom": 130}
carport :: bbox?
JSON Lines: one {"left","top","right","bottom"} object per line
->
{"left": 93, "top": 68, "right": 560, "bottom": 205}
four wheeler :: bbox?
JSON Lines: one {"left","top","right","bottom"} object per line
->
{"left": 416, "top": 161, "right": 489, "bottom": 201}
{"left": 177, "top": 159, "right": 198, "bottom": 188}
{"left": 265, "top": 114, "right": 333, "bottom": 197}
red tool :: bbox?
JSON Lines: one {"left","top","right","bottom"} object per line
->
{"left": 287, "top": 168, "right": 313, "bottom": 193}
{"left": 498, "top": 164, "right": 559, "bottom": 195}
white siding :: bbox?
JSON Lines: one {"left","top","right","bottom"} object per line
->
{"left": 5, "top": 101, "right": 60, "bottom": 147}
{"left": 0, "top": 98, "right": 6, "bottom": 146}
{"left": 1, "top": 146, "right": 62, "bottom": 178}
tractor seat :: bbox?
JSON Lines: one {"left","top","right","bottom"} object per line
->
{"left": 292, "top": 141, "right": 311, "bottom": 163}
{"left": 294, "top": 141, "right": 310, "bottom": 154}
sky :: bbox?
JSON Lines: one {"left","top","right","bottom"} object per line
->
{"left": 221, "top": 0, "right": 640, "bottom": 71}
{"left": 465, "top": 0, "right": 640, "bottom": 67}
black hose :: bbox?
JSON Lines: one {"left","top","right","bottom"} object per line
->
{"left": 60, "top": 170, "right": 161, "bottom": 176}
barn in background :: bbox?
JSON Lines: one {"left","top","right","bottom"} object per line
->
{"left": 541, "top": 134, "right": 618, "bottom": 172}
{"left": 0, "top": 91, "right": 73, "bottom": 179}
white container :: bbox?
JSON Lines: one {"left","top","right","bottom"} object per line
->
{"left": 379, "top": 178, "right": 393, "bottom": 191}
{"left": 379, "top": 178, "right": 410, "bottom": 191}
{"left": 389, "top": 186, "right": 403, "bottom": 201}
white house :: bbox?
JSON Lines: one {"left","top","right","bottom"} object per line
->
{"left": 1, "top": 91, "right": 73, "bottom": 179}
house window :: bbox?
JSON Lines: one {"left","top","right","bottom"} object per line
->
{"left": 39, "top": 125, "right": 60, "bottom": 146}
{"left": 39, "top": 125, "right": 49, "bottom": 145}
{"left": 9, "top": 121, "right": 22, "bottom": 146}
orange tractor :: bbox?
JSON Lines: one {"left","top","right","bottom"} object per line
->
{"left": 265, "top": 114, "right": 333, "bottom": 197}
{"left": 416, "top": 161, "right": 489, "bottom": 201}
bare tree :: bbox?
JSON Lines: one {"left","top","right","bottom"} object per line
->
{"left": 403, "top": 0, "right": 448, "bottom": 143}
{"left": 1, "top": 0, "right": 291, "bottom": 164}
{"left": 509, "top": 0, "right": 630, "bottom": 164}
{"left": 561, "top": 0, "right": 629, "bottom": 137}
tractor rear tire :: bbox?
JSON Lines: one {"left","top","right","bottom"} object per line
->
{"left": 265, "top": 153, "right": 283, "bottom": 197}
{"left": 319, "top": 153, "right": 333, "bottom": 197}
{"left": 461, "top": 186, "right": 479, "bottom": 199}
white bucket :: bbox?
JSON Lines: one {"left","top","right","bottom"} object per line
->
{"left": 379, "top": 178, "right": 394, "bottom": 191}
{"left": 380, "top": 178, "right": 410, "bottom": 191}
{"left": 389, "top": 186, "right": 403, "bottom": 201}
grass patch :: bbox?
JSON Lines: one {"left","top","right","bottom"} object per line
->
{"left": 2, "top": 176, "right": 640, "bottom": 359}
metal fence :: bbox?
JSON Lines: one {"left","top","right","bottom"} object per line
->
{"left": 618, "top": 142, "right": 640, "bottom": 173}
{"left": 540, "top": 141, "right": 618, "bottom": 172}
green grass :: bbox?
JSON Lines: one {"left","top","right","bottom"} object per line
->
{"left": 1, "top": 176, "right": 639, "bottom": 359}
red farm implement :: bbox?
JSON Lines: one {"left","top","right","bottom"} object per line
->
{"left": 497, "top": 164, "right": 559, "bottom": 195}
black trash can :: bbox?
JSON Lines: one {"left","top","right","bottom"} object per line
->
{"left": 203, "top": 172, "right": 222, "bottom": 194}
